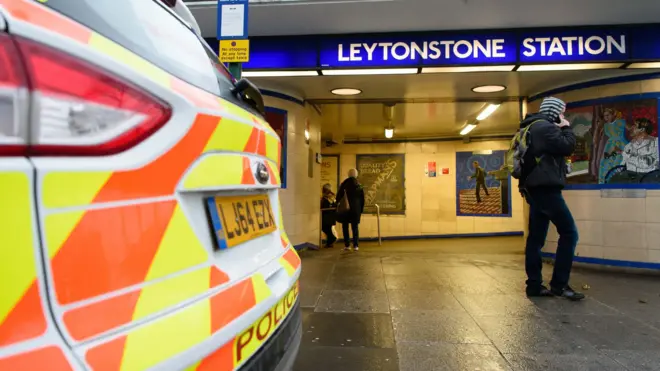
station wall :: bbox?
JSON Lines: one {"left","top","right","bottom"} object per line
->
{"left": 322, "top": 140, "right": 525, "bottom": 239}
{"left": 528, "top": 76, "right": 660, "bottom": 268}
{"left": 264, "top": 95, "right": 322, "bottom": 249}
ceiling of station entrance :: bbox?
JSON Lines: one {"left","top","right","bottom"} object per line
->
{"left": 186, "top": 0, "right": 660, "bottom": 37}
{"left": 252, "top": 69, "right": 659, "bottom": 140}
{"left": 319, "top": 101, "right": 520, "bottom": 141}
{"left": 253, "top": 69, "right": 655, "bottom": 101}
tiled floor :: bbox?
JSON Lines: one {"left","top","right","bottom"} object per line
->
{"left": 293, "top": 237, "right": 660, "bottom": 371}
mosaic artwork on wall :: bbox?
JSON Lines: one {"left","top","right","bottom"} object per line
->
{"left": 565, "top": 97, "right": 660, "bottom": 184}
{"left": 455, "top": 150, "right": 512, "bottom": 217}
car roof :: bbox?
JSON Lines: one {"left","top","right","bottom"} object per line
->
{"left": 170, "top": 0, "right": 202, "bottom": 35}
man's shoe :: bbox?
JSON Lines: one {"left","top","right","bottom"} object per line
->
{"left": 353, "top": 246, "right": 359, "bottom": 251}
{"left": 343, "top": 246, "right": 351, "bottom": 251}
{"left": 551, "top": 286, "right": 585, "bottom": 301}
{"left": 526, "top": 285, "right": 553, "bottom": 297}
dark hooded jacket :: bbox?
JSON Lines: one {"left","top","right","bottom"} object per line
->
{"left": 519, "top": 113, "right": 577, "bottom": 190}
{"left": 336, "top": 177, "right": 365, "bottom": 224}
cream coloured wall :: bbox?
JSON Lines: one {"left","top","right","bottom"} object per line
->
{"left": 528, "top": 78, "right": 660, "bottom": 265}
{"left": 322, "top": 140, "right": 526, "bottom": 239}
{"left": 264, "top": 95, "right": 322, "bottom": 247}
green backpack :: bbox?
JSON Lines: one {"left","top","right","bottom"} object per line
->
{"left": 505, "top": 120, "right": 542, "bottom": 179}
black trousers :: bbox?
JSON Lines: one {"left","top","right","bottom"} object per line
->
{"left": 476, "top": 180, "right": 489, "bottom": 202}
{"left": 524, "top": 188, "right": 579, "bottom": 290}
{"left": 342, "top": 221, "right": 359, "bottom": 247}
{"left": 322, "top": 223, "right": 337, "bottom": 245}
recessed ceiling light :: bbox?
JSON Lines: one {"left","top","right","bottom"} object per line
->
{"left": 331, "top": 88, "right": 362, "bottom": 96}
{"left": 472, "top": 85, "right": 507, "bottom": 93}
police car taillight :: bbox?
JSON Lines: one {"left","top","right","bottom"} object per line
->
{"left": 0, "top": 34, "right": 29, "bottom": 155}
{"left": 0, "top": 34, "right": 171, "bottom": 156}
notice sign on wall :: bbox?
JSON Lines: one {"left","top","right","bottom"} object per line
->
{"left": 320, "top": 155, "right": 340, "bottom": 193}
{"left": 356, "top": 154, "right": 405, "bottom": 215}
{"left": 219, "top": 39, "right": 250, "bottom": 63}
{"left": 426, "top": 161, "right": 437, "bottom": 177}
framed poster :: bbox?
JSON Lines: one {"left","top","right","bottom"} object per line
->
{"left": 320, "top": 154, "right": 340, "bottom": 193}
{"left": 356, "top": 154, "right": 405, "bottom": 215}
{"left": 264, "top": 107, "right": 288, "bottom": 188}
{"left": 564, "top": 97, "right": 660, "bottom": 185}
{"left": 456, "top": 150, "right": 511, "bottom": 217}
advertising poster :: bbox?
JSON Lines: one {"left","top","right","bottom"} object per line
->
{"left": 321, "top": 154, "right": 340, "bottom": 193}
{"left": 455, "top": 150, "right": 511, "bottom": 217}
{"left": 426, "top": 161, "right": 437, "bottom": 177}
{"left": 565, "top": 98, "right": 660, "bottom": 184}
{"left": 356, "top": 154, "right": 405, "bottom": 215}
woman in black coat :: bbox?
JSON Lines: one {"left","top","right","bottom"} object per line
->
{"left": 336, "top": 168, "right": 365, "bottom": 251}
{"left": 320, "top": 184, "right": 337, "bottom": 247}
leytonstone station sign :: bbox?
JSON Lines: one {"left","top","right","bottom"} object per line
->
{"left": 203, "top": 24, "right": 660, "bottom": 70}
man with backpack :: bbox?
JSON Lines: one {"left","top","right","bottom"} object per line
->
{"left": 510, "top": 96, "right": 584, "bottom": 301}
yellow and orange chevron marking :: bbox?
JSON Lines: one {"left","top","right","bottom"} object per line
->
{"left": 0, "top": 172, "right": 47, "bottom": 346}
{"left": 192, "top": 281, "right": 299, "bottom": 371}
{"left": 62, "top": 266, "right": 229, "bottom": 341}
{"left": 0, "top": 346, "right": 73, "bottom": 371}
{"left": 44, "top": 114, "right": 280, "bottom": 208}
{"left": 84, "top": 275, "right": 272, "bottom": 371}
{"left": 280, "top": 247, "right": 302, "bottom": 277}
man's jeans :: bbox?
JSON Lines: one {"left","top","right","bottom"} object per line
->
{"left": 524, "top": 188, "right": 579, "bottom": 290}
{"left": 342, "top": 221, "right": 359, "bottom": 247}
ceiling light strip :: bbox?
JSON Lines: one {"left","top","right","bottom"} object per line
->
{"left": 242, "top": 70, "right": 318, "bottom": 77}
{"left": 321, "top": 68, "right": 418, "bottom": 76}
{"left": 516, "top": 63, "right": 623, "bottom": 72}
{"left": 460, "top": 124, "right": 477, "bottom": 136}
{"left": 627, "top": 62, "right": 660, "bottom": 69}
{"left": 476, "top": 103, "right": 501, "bottom": 121}
{"left": 422, "top": 65, "right": 516, "bottom": 73}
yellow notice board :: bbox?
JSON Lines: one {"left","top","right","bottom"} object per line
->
{"left": 219, "top": 39, "right": 250, "bottom": 63}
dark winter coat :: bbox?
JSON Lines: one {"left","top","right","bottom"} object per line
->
{"left": 336, "top": 177, "right": 365, "bottom": 224}
{"left": 519, "top": 113, "right": 577, "bottom": 190}
{"left": 320, "top": 195, "right": 337, "bottom": 229}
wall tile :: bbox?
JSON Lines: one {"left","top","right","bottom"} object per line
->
{"left": 602, "top": 247, "right": 648, "bottom": 262}
{"left": 645, "top": 223, "right": 660, "bottom": 250}
{"left": 649, "top": 249, "right": 660, "bottom": 263}
{"left": 646, "top": 197, "right": 660, "bottom": 223}
{"left": 600, "top": 198, "right": 645, "bottom": 223}
{"left": 456, "top": 217, "right": 474, "bottom": 233}
{"left": 602, "top": 221, "right": 647, "bottom": 249}
{"left": 575, "top": 220, "right": 603, "bottom": 246}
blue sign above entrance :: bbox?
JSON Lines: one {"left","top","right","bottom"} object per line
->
{"left": 232, "top": 25, "right": 660, "bottom": 70}
{"left": 519, "top": 30, "right": 628, "bottom": 63}
{"left": 320, "top": 33, "right": 518, "bottom": 67}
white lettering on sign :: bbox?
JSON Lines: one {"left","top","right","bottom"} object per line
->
{"left": 522, "top": 35, "right": 626, "bottom": 57}
{"left": 337, "top": 39, "right": 508, "bottom": 61}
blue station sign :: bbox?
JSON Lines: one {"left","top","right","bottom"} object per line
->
{"left": 206, "top": 24, "right": 660, "bottom": 70}
{"left": 320, "top": 33, "right": 518, "bottom": 67}
{"left": 519, "top": 30, "right": 628, "bottom": 63}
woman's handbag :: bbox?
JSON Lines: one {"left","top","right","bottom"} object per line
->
{"left": 337, "top": 190, "right": 350, "bottom": 213}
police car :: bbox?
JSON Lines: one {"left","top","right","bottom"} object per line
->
{"left": 0, "top": 0, "right": 301, "bottom": 370}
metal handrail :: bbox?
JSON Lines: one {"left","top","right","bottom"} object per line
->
{"left": 375, "top": 204, "right": 382, "bottom": 246}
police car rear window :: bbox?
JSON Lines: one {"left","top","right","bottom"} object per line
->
{"left": 42, "top": 0, "right": 234, "bottom": 97}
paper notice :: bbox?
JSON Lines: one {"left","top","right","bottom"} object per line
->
{"left": 220, "top": 4, "right": 245, "bottom": 37}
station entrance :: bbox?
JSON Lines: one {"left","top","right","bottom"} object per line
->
{"left": 248, "top": 65, "right": 659, "bottom": 249}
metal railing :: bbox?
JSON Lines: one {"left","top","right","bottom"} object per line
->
{"left": 374, "top": 204, "right": 382, "bottom": 246}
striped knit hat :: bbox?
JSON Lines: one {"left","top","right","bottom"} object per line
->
{"left": 539, "top": 97, "right": 566, "bottom": 123}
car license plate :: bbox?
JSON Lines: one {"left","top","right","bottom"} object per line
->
{"left": 206, "top": 194, "right": 277, "bottom": 249}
